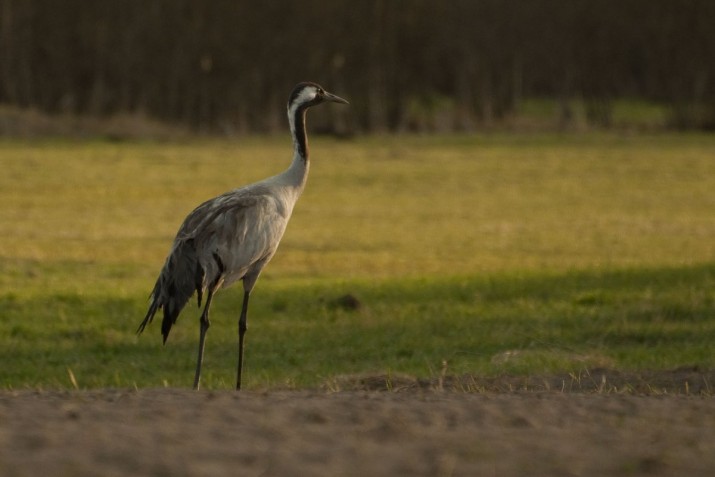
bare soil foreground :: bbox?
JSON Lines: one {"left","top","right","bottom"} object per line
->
{"left": 2, "top": 370, "right": 715, "bottom": 477}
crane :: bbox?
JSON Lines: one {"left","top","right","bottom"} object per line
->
{"left": 137, "top": 82, "right": 349, "bottom": 390}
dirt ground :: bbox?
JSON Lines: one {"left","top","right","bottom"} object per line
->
{"left": 1, "top": 370, "right": 715, "bottom": 477}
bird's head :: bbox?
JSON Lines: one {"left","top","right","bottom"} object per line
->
{"left": 288, "top": 82, "right": 349, "bottom": 111}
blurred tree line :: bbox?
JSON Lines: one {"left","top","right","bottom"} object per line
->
{"left": 1, "top": 0, "right": 714, "bottom": 133}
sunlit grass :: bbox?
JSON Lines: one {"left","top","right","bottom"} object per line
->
{"left": 1, "top": 133, "right": 714, "bottom": 389}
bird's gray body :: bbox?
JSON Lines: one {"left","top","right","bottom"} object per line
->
{"left": 145, "top": 161, "right": 307, "bottom": 342}
{"left": 137, "top": 82, "right": 347, "bottom": 389}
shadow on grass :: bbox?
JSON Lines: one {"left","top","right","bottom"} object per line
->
{"left": 326, "top": 367, "right": 715, "bottom": 395}
{"left": 1, "top": 261, "right": 714, "bottom": 389}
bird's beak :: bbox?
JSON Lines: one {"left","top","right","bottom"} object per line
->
{"left": 324, "top": 91, "right": 349, "bottom": 105}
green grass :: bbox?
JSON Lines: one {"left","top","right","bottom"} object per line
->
{"left": 518, "top": 98, "right": 670, "bottom": 129}
{"left": 1, "top": 133, "right": 714, "bottom": 389}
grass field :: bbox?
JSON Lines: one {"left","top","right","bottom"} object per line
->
{"left": 1, "top": 133, "right": 714, "bottom": 389}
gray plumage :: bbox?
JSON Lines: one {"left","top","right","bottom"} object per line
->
{"left": 137, "top": 82, "right": 348, "bottom": 390}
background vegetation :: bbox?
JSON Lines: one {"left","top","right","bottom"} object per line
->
{"left": 1, "top": 134, "right": 714, "bottom": 389}
{"left": 1, "top": 1, "right": 714, "bottom": 390}
{"left": 1, "top": 0, "right": 714, "bottom": 133}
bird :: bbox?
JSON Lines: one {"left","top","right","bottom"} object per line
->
{"left": 137, "top": 82, "right": 349, "bottom": 390}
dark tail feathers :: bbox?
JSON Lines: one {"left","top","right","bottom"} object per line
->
{"left": 137, "top": 239, "right": 205, "bottom": 343}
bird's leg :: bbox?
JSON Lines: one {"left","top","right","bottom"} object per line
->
{"left": 193, "top": 288, "right": 215, "bottom": 390}
{"left": 236, "top": 290, "right": 250, "bottom": 390}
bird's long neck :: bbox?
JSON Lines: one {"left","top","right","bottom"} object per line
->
{"left": 289, "top": 103, "right": 309, "bottom": 162}
{"left": 281, "top": 103, "right": 310, "bottom": 192}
